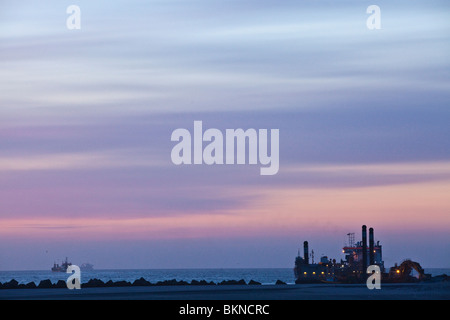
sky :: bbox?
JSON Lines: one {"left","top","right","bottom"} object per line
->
{"left": 0, "top": 0, "right": 449, "bottom": 270}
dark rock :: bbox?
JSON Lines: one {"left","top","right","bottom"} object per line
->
{"left": 38, "top": 279, "right": 53, "bottom": 288}
{"left": 105, "top": 280, "right": 115, "bottom": 287}
{"left": 113, "top": 280, "right": 131, "bottom": 287}
{"left": 155, "top": 279, "right": 186, "bottom": 286}
{"left": 84, "top": 278, "right": 105, "bottom": 288}
{"left": 429, "top": 274, "right": 448, "bottom": 282}
{"left": 25, "top": 282, "right": 37, "bottom": 289}
{"left": 248, "top": 280, "right": 261, "bottom": 285}
{"left": 3, "top": 279, "right": 19, "bottom": 289}
{"left": 191, "top": 279, "right": 215, "bottom": 285}
{"left": 132, "top": 277, "right": 151, "bottom": 286}
{"left": 54, "top": 280, "right": 67, "bottom": 288}
{"left": 166, "top": 279, "right": 180, "bottom": 286}
{"left": 275, "top": 280, "right": 287, "bottom": 285}
{"left": 219, "top": 279, "right": 246, "bottom": 285}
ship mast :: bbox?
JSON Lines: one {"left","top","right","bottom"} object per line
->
{"left": 347, "top": 233, "right": 355, "bottom": 247}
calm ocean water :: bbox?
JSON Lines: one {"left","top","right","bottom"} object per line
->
{"left": 0, "top": 268, "right": 448, "bottom": 286}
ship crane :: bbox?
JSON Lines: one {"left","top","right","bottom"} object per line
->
{"left": 346, "top": 233, "right": 355, "bottom": 247}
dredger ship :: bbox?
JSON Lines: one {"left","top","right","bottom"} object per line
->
{"left": 294, "top": 225, "right": 431, "bottom": 284}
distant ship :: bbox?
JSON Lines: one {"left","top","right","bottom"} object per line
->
{"left": 80, "top": 263, "right": 94, "bottom": 271}
{"left": 51, "top": 257, "right": 72, "bottom": 272}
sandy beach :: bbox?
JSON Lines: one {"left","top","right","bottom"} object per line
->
{"left": 1, "top": 282, "right": 448, "bottom": 300}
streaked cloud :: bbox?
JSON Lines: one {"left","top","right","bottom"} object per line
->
{"left": 0, "top": 149, "right": 165, "bottom": 172}
{"left": 283, "top": 161, "right": 450, "bottom": 184}
{"left": 2, "top": 177, "right": 449, "bottom": 243}
{"left": 1, "top": 0, "right": 449, "bottom": 118}
{"left": 0, "top": 0, "right": 449, "bottom": 268}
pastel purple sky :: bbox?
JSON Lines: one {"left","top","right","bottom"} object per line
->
{"left": 0, "top": 0, "right": 449, "bottom": 270}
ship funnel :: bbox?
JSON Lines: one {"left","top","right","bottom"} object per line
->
{"left": 362, "top": 225, "right": 368, "bottom": 273}
{"left": 303, "top": 241, "right": 309, "bottom": 265}
{"left": 369, "top": 227, "right": 375, "bottom": 265}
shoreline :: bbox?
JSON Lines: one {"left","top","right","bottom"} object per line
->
{"left": 1, "top": 282, "right": 449, "bottom": 300}
{"left": 2, "top": 274, "right": 448, "bottom": 290}
{"left": 0, "top": 277, "right": 285, "bottom": 289}
{"left": 0, "top": 274, "right": 450, "bottom": 291}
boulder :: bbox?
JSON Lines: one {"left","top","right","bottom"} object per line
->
{"left": 105, "top": 280, "right": 115, "bottom": 287}
{"left": 155, "top": 279, "right": 185, "bottom": 286}
{"left": 191, "top": 279, "right": 215, "bottom": 285}
{"left": 132, "top": 277, "right": 151, "bottom": 286}
{"left": 54, "top": 280, "right": 67, "bottom": 288}
{"left": 84, "top": 278, "right": 105, "bottom": 288}
{"left": 112, "top": 280, "right": 131, "bottom": 287}
{"left": 190, "top": 279, "right": 201, "bottom": 285}
{"left": 37, "top": 279, "right": 53, "bottom": 288}
{"left": 218, "top": 279, "right": 246, "bottom": 285}
{"left": 3, "top": 279, "right": 19, "bottom": 289}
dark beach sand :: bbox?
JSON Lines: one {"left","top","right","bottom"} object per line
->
{"left": 0, "top": 282, "right": 449, "bottom": 300}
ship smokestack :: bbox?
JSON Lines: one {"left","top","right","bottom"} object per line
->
{"left": 362, "top": 225, "right": 367, "bottom": 274}
{"left": 369, "top": 227, "right": 375, "bottom": 265}
{"left": 303, "top": 241, "right": 309, "bottom": 265}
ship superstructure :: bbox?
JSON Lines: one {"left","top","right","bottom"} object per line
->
{"left": 51, "top": 257, "right": 72, "bottom": 272}
{"left": 294, "top": 241, "right": 332, "bottom": 283}
{"left": 341, "top": 226, "right": 384, "bottom": 274}
{"left": 294, "top": 225, "right": 428, "bottom": 283}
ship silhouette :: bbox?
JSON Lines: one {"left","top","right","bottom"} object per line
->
{"left": 51, "top": 257, "right": 72, "bottom": 272}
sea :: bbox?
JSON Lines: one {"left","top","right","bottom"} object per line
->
{"left": 0, "top": 268, "right": 449, "bottom": 286}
